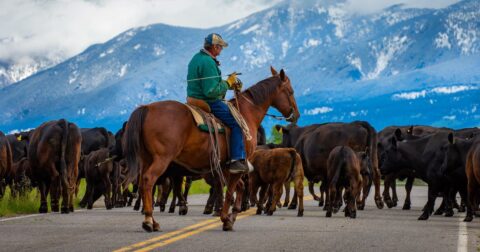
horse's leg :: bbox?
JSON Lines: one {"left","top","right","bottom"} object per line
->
{"left": 283, "top": 180, "right": 290, "bottom": 207}
{"left": 221, "top": 174, "right": 243, "bottom": 231}
{"left": 213, "top": 177, "right": 224, "bottom": 216}
{"left": 141, "top": 158, "right": 169, "bottom": 232}
{"left": 403, "top": 176, "right": 414, "bottom": 210}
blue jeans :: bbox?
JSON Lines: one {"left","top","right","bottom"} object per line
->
{"left": 207, "top": 100, "right": 245, "bottom": 160}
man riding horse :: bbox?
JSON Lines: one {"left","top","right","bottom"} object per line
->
{"left": 186, "top": 33, "right": 248, "bottom": 174}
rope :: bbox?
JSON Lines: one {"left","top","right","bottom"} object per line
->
{"left": 226, "top": 100, "right": 252, "bottom": 141}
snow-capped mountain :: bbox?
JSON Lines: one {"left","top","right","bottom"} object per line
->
{"left": 0, "top": 56, "right": 64, "bottom": 89}
{"left": 0, "top": 0, "right": 479, "bottom": 133}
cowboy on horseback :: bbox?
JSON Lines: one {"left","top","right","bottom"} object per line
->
{"left": 186, "top": 33, "right": 248, "bottom": 174}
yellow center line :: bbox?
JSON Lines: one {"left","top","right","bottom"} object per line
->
{"left": 115, "top": 195, "right": 313, "bottom": 252}
{"left": 113, "top": 217, "right": 220, "bottom": 252}
{"left": 134, "top": 208, "right": 257, "bottom": 252}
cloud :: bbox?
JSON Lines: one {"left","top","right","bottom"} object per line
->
{"left": 0, "top": 0, "right": 460, "bottom": 64}
{"left": 0, "top": 0, "right": 282, "bottom": 62}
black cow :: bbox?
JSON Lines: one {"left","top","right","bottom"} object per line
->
{"left": 277, "top": 121, "right": 383, "bottom": 210}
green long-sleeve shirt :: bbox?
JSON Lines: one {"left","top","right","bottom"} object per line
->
{"left": 187, "top": 50, "right": 229, "bottom": 102}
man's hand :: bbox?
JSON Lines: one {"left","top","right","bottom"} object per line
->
{"left": 232, "top": 78, "right": 243, "bottom": 91}
{"left": 226, "top": 72, "right": 238, "bottom": 88}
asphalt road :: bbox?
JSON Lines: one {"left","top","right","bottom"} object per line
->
{"left": 0, "top": 186, "right": 478, "bottom": 252}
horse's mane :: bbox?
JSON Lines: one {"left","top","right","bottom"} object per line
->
{"left": 242, "top": 76, "right": 281, "bottom": 105}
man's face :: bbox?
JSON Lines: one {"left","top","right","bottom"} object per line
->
{"left": 212, "top": 44, "right": 223, "bottom": 57}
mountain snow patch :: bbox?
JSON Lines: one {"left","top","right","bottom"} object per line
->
{"left": 435, "top": 33, "right": 451, "bottom": 49}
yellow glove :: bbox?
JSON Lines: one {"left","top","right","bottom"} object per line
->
{"left": 226, "top": 72, "right": 237, "bottom": 89}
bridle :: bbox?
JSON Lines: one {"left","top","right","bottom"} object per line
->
{"left": 237, "top": 76, "right": 296, "bottom": 122}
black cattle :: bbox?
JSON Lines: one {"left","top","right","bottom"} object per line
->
{"left": 28, "top": 119, "right": 82, "bottom": 213}
{"left": 439, "top": 133, "right": 480, "bottom": 222}
{"left": 277, "top": 121, "right": 383, "bottom": 210}
{"left": 6, "top": 130, "right": 33, "bottom": 162}
{"left": 81, "top": 127, "right": 111, "bottom": 155}
{"left": 377, "top": 126, "right": 444, "bottom": 209}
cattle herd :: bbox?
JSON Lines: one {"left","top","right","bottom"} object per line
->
{"left": 1, "top": 119, "right": 480, "bottom": 223}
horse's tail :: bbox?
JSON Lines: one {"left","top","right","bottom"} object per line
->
{"left": 124, "top": 106, "right": 148, "bottom": 179}
{"left": 58, "top": 119, "right": 69, "bottom": 189}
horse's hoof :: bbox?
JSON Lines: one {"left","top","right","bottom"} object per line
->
{"left": 288, "top": 204, "right": 297, "bottom": 210}
{"left": 375, "top": 199, "right": 384, "bottom": 209}
{"left": 222, "top": 221, "right": 233, "bottom": 231}
{"left": 61, "top": 207, "right": 69, "bottom": 214}
{"left": 297, "top": 209, "right": 304, "bottom": 217}
{"left": 402, "top": 204, "right": 411, "bottom": 210}
{"left": 326, "top": 211, "right": 332, "bottom": 217}
{"left": 142, "top": 221, "right": 154, "bottom": 233}
{"left": 418, "top": 213, "right": 429, "bottom": 220}
{"left": 153, "top": 222, "right": 161, "bottom": 232}
{"left": 464, "top": 215, "right": 473, "bottom": 222}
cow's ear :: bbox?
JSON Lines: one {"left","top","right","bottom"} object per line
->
{"left": 394, "top": 128, "right": 403, "bottom": 141}
{"left": 280, "top": 69, "right": 286, "bottom": 82}
{"left": 391, "top": 137, "right": 397, "bottom": 150}
{"left": 270, "top": 66, "right": 278, "bottom": 76}
{"left": 448, "top": 132, "right": 454, "bottom": 144}
{"left": 275, "top": 125, "right": 287, "bottom": 134}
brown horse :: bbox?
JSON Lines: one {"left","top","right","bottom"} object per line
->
{"left": 124, "top": 67, "right": 300, "bottom": 232}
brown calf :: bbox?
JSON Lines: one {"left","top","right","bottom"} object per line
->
{"left": 249, "top": 148, "right": 304, "bottom": 217}
{"left": 83, "top": 148, "right": 115, "bottom": 209}
{"left": 326, "top": 146, "right": 364, "bottom": 218}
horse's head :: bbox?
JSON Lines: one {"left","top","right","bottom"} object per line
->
{"left": 269, "top": 66, "right": 300, "bottom": 123}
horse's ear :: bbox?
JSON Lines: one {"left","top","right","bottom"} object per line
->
{"left": 270, "top": 66, "right": 278, "bottom": 76}
{"left": 280, "top": 69, "right": 286, "bottom": 82}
